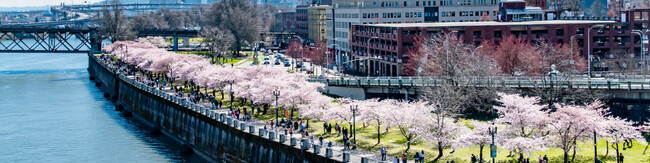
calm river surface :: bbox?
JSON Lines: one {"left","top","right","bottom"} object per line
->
{"left": 0, "top": 53, "right": 197, "bottom": 162}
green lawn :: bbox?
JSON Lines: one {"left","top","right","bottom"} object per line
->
{"left": 155, "top": 71, "right": 650, "bottom": 163}
{"left": 303, "top": 121, "right": 649, "bottom": 163}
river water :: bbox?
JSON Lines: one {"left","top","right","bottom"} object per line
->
{"left": 0, "top": 53, "right": 197, "bottom": 162}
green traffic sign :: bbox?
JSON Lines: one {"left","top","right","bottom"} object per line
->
{"left": 490, "top": 144, "right": 497, "bottom": 158}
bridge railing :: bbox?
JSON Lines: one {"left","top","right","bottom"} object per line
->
{"left": 311, "top": 78, "right": 650, "bottom": 90}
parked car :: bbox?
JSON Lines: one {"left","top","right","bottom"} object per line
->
{"left": 264, "top": 57, "right": 270, "bottom": 60}
{"left": 275, "top": 59, "right": 281, "bottom": 65}
{"left": 263, "top": 60, "right": 270, "bottom": 64}
{"left": 284, "top": 61, "right": 290, "bottom": 67}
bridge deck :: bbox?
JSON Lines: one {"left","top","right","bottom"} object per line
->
{"left": 310, "top": 78, "right": 650, "bottom": 90}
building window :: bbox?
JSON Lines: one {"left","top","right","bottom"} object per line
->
{"left": 556, "top": 28, "right": 564, "bottom": 36}
{"left": 473, "top": 31, "right": 482, "bottom": 38}
{"left": 494, "top": 31, "right": 502, "bottom": 38}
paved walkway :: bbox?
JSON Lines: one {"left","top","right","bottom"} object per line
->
{"left": 96, "top": 55, "right": 391, "bottom": 162}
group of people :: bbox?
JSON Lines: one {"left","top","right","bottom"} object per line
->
{"left": 322, "top": 122, "right": 352, "bottom": 139}
{"left": 230, "top": 108, "right": 254, "bottom": 121}
{"left": 390, "top": 151, "right": 424, "bottom": 163}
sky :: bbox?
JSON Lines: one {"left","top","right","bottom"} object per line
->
{"left": 0, "top": 0, "right": 104, "bottom": 8}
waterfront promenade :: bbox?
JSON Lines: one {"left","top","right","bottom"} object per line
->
{"left": 92, "top": 53, "right": 384, "bottom": 162}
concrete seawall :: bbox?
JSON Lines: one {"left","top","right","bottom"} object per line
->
{"left": 88, "top": 54, "right": 341, "bottom": 163}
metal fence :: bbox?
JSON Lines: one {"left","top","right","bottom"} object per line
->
{"left": 310, "top": 77, "right": 650, "bottom": 90}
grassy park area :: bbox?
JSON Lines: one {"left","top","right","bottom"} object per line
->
{"left": 211, "top": 91, "right": 649, "bottom": 163}
{"left": 174, "top": 51, "right": 247, "bottom": 65}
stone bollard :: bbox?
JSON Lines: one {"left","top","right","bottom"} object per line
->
{"left": 360, "top": 157, "right": 370, "bottom": 163}
{"left": 312, "top": 144, "right": 321, "bottom": 154}
{"left": 232, "top": 120, "right": 238, "bottom": 127}
{"left": 258, "top": 129, "right": 266, "bottom": 137}
{"left": 269, "top": 131, "right": 276, "bottom": 140}
{"left": 325, "top": 148, "right": 333, "bottom": 158}
{"left": 280, "top": 134, "right": 287, "bottom": 142}
{"left": 227, "top": 117, "right": 232, "bottom": 125}
{"left": 240, "top": 123, "right": 246, "bottom": 130}
{"left": 290, "top": 137, "right": 297, "bottom": 146}
{"left": 342, "top": 152, "right": 350, "bottom": 162}
{"left": 249, "top": 126, "right": 255, "bottom": 134}
{"left": 300, "top": 138, "right": 309, "bottom": 150}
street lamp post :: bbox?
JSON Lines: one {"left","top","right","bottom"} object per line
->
{"left": 367, "top": 37, "right": 379, "bottom": 78}
{"left": 489, "top": 121, "right": 498, "bottom": 163}
{"left": 594, "top": 130, "right": 597, "bottom": 163}
{"left": 350, "top": 105, "right": 358, "bottom": 144}
{"left": 587, "top": 25, "right": 604, "bottom": 79}
{"left": 632, "top": 29, "right": 650, "bottom": 70}
{"left": 229, "top": 81, "right": 234, "bottom": 111}
{"left": 273, "top": 90, "right": 280, "bottom": 127}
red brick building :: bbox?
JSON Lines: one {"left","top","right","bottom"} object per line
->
{"left": 273, "top": 11, "right": 296, "bottom": 32}
{"left": 348, "top": 8, "right": 650, "bottom": 76}
{"left": 296, "top": 5, "right": 309, "bottom": 41}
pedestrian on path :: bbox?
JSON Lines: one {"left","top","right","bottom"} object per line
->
{"left": 380, "top": 146, "right": 387, "bottom": 161}
{"left": 401, "top": 152, "right": 407, "bottom": 163}
{"left": 319, "top": 135, "right": 323, "bottom": 146}
{"left": 420, "top": 150, "right": 425, "bottom": 162}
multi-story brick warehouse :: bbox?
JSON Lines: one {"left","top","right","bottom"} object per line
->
{"left": 326, "top": 0, "right": 500, "bottom": 73}
{"left": 348, "top": 8, "right": 650, "bottom": 76}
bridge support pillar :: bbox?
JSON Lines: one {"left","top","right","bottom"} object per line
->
{"left": 404, "top": 88, "right": 409, "bottom": 101}
{"left": 173, "top": 36, "right": 179, "bottom": 52}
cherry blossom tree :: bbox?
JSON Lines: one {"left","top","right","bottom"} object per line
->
{"left": 453, "top": 120, "right": 493, "bottom": 162}
{"left": 411, "top": 101, "right": 467, "bottom": 162}
{"left": 547, "top": 101, "right": 607, "bottom": 163}
{"left": 357, "top": 98, "right": 392, "bottom": 144}
{"left": 601, "top": 116, "right": 646, "bottom": 163}
{"left": 137, "top": 36, "right": 170, "bottom": 48}
{"left": 495, "top": 93, "right": 550, "bottom": 159}
{"left": 383, "top": 100, "right": 422, "bottom": 152}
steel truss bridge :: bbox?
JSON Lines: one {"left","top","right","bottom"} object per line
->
{"left": 57, "top": 3, "right": 202, "bottom": 12}
{"left": 0, "top": 26, "right": 99, "bottom": 53}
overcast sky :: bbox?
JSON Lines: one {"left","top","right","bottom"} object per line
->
{"left": 0, "top": 0, "right": 104, "bottom": 8}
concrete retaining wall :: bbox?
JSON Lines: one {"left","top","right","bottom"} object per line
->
{"left": 88, "top": 54, "right": 339, "bottom": 163}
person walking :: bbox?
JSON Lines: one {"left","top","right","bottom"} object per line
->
{"left": 401, "top": 152, "right": 407, "bottom": 163}
{"left": 414, "top": 151, "right": 420, "bottom": 163}
{"left": 420, "top": 150, "right": 425, "bottom": 162}
{"left": 393, "top": 156, "right": 399, "bottom": 163}
{"left": 471, "top": 154, "right": 477, "bottom": 163}
{"left": 543, "top": 155, "right": 548, "bottom": 163}
{"left": 380, "top": 146, "right": 387, "bottom": 161}
{"left": 319, "top": 135, "right": 324, "bottom": 146}
{"left": 327, "top": 123, "right": 332, "bottom": 135}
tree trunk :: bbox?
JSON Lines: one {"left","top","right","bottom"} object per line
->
{"left": 478, "top": 144, "right": 485, "bottom": 162}
{"left": 406, "top": 138, "right": 411, "bottom": 152}
{"left": 606, "top": 140, "right": 610, "bottom": 157}
{"left": 263, "top": 104, "right": 268, "bottom": 114}
{"left": 571, "top": 140, "right": 577, "bottom": 163}
{"left": 376, "top": 123, "right": 381, "bottom": 145}
{"left": 564, "top": 151, "right": 569, "bottom": 163}
{"left": 433, "top": 142, "right": 443, "bottom": 162}
{"left": 615, "top": 144, "right": 620, "bottom": 163}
